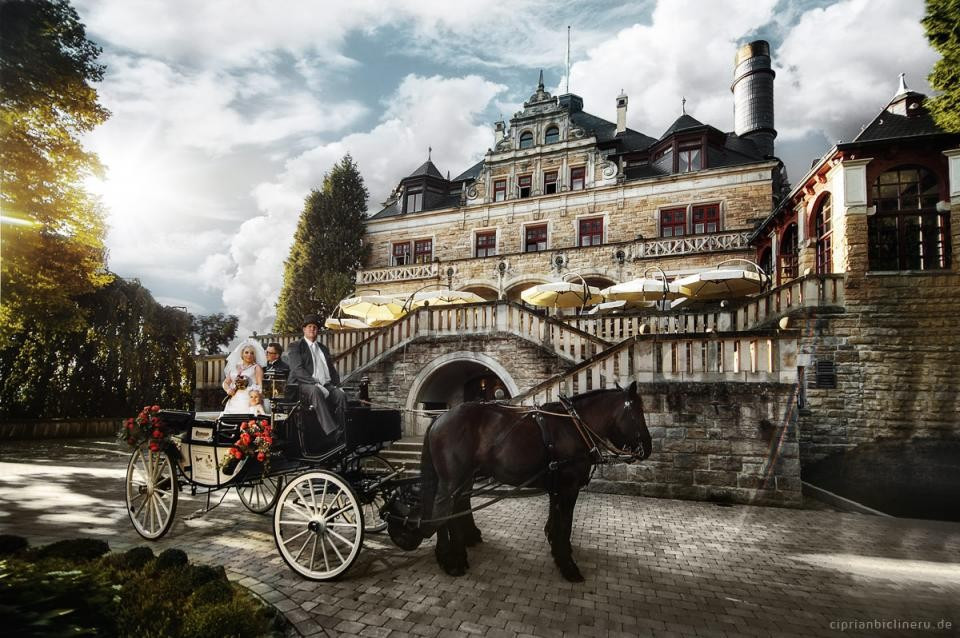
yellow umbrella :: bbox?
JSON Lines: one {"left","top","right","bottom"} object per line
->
{"left": 520, "top": 282, "right": 603, "bottom": 308}
{"left": 406, "top": 290, "right": 485, "bottom": 309}
{"left": 324, "top": 316, "right": 371, "bottom": 331}
{"left": 601, "top": 277, "right": 683, "bottom": 302}
{"left": 339, "top": 294, "right": 407, "bottom": 325}
{"left": 673, "top": 264, "right": 767, "bottom": 300}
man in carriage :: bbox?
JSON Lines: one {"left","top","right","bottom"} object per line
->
{"left": 285, "top": 314, "right": 348, "bottom": 450}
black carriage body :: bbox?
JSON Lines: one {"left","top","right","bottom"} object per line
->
{"left": 161, "top": 410, "right": 266, "bottom": 488}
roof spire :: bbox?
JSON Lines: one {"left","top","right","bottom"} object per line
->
{"left": 896, "top": 72, "right": 908, "bottom": 96}
{"left": 428, "top": 146, "right": 432, "bottom": 161}
{"left": 537, "top": 69, "right": 544, "bottom": 90}
{"left": 681, "top": 96, "right": 686, "bottom": 115}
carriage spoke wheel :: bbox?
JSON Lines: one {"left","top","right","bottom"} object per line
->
{"left": 273, "top": 471, "right": 364, "bottom": 580}
{"left": 237, "top": 475, "right": 283, "bottom": 514}
{"left": 125, "top": 443, "right": 178, "bottom": 540}
{"left": 359, "top": 455, "right": 395, "bottom": 533}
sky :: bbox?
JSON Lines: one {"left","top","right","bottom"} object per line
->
{"left": 75, "top": 0, "right": 939, "bottom": 336}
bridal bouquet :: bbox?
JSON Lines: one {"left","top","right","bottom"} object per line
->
{"left": 220, "top": 418, "right": 274, "bottom": 475}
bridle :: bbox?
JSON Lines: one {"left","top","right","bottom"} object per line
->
{"left": 557, "top": 393, "right": 647, "bottom": 463}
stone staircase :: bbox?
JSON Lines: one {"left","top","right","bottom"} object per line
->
{"left": 379, "top": 437, "right": 423, "bottom": 474}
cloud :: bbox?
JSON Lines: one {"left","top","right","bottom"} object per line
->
{"left": 202, "top": 74, "right": 507, "bottom": 334}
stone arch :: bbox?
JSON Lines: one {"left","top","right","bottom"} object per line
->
{"left": 404, "top": 352, "right": 521, "bottom": 435}
{"left": 458, "top": 279, "right": 500, "bottom": 301}
{"left": 503, "top": 275, "right": 550, "bottom": 302}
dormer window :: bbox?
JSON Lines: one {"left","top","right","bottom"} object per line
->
{"left": 405, "top": 187, "right": 423, "bottom": 213}
{"left": 678, "top": 144, "right": 701, "bottom": 172}
{"left": 545, "top": 126, "right": 559, "bottom": 144}
{"left": 519, "top": 131, "right": 534, "bottom": 149}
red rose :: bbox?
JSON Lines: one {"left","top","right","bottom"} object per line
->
{"left": 256, "top": 452, "right": 265, "bottom": 462}
{"left": 148, "top": 442, "right": 159, "bottom": 452}
{"left": 260, "top": 420, "right": 268, "bottom": 427}
{"left": 240, "top": 422, "right": 248, "bottom": 430}
{"left": 240, "top": 433, "right": 251, "bottom": 446}
{"left": 262, "top": 436, "right": 273, "bottom": 445}
{"left": 126, "top": 422, "right": 133, "bottom": 430}
{"left": 151, "top": 405, "right": 160, "bottom": 412}
{"left": 152, "top": 429, "right": 162, "bottom": 438}
{"left": 232, "top": 447, "right": 243, "bottom": 459}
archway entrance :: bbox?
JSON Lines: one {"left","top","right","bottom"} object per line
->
{"left": 405, "top": 352, "right": 519, "bottom": 436}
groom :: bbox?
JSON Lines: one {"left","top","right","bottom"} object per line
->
{"left": 285, "top": 314, "right": 347, "bottom": 445}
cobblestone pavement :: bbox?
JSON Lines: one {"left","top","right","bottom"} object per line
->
{"left": 1, "top": 438, "right": 959, "bottom": 638}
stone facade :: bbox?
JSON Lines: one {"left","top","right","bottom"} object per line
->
{"left": 591, "top": 382, "right": 802, "bottom": 507}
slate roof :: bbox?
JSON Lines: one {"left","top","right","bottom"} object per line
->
{"left": 369, "top": 199, "right": 400, "bottom": 220}
{"left": 452, "top": 159, "right": 484, "bottom": 182}
{"left": 404, "top": 159, "right": 445, "bottom": 180}
{"left": 659, "top": 114, "right": 705, "bottom": 140}
{"left": 853, "top": 101, "right": 944, "bottom": 143}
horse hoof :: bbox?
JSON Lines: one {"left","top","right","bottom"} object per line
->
{"left": 443, "top": 564, "right": 467, "bottom": 577}
{"left": 464, "top": 530, "right": 483, "bottom": 547}
{"left": 558, "top": 562, "right": 584, "bottom": 582}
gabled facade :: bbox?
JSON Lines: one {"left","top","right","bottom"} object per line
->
{"left": 361, "top": 42, "right": 784, "bottom": 301}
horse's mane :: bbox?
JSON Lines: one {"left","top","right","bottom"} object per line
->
{"left": 538, "top": 387, "right": 619, "bottom": 413}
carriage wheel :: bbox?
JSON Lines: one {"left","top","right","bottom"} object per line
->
{"left": 359, "top": 455, "right": 396, "bottom": 533}
{"left": 125, "top": 443, "right": 178, "bottom": 540}
{"left": 273, "top": 470, "right": 364, "bottom": 580}
{"left": 236, "top": 475, "right": 283, "bottom": 514}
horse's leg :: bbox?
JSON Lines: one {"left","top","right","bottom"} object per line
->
{"left": 457, "top": 488, "right": 482, "bottom": 547}
{"left": 432, "top": 478, "right": 469, "bottom": 576}
{"left": 549, "top": 486, "right": 584, "bottom": 582}
{"left": 544, "top": 491, "right": 558, "bottom": 545}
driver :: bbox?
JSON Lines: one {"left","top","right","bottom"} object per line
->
{"left": 285, "top": 314, "right": 347, "bottom": 448}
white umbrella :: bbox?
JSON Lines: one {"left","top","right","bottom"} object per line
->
{"left": 601, "top": 277, "right": 683, "bottom": 302}
{"left": 520, "top": 281, "right": 603, "bottom": 308}
{"left": 324, "top": 316, "right": 371, "bottom": 331}
{"left": 406, "top": 289, "right": 486, "bottom": 310}
{"left": 339, "top": 294, "right": 407, "bottom": 325}
{"left": 673, "top": 261, "right": 769, "bottom": 300}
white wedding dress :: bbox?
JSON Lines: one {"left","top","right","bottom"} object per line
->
{"left": 223, "top": 363, "right": 262, "bottom": 414}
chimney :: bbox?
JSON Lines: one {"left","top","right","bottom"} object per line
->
{"left": 494, "top": 120, "right": 506, "bottom": 144}
{"left": 616, "top": 90, "right": 628, "bottom": 134}
{"left": 731, "top": 40, "right": 776, "bottom": 158}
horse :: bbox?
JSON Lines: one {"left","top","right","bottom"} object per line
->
{"left": 387, "top": 381, "right": 652, "bottom": 582}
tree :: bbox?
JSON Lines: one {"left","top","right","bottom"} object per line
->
{"left": 0, "top": 0, "right": 112, "bottom": 342}
{"left": 274, "top": 155, "right": 371, "bottom": 333}
{"left": 192, "top": 313, "right": 239, "bottom": 355}
{"left": 923, "top": 0, "right": 960, "bottom": 132}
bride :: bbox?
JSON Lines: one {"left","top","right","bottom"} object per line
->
{"left": 222, "top": 339, "right": 266, "bottom": 414}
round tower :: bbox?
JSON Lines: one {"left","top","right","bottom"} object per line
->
{"left": 731, "top": 40, "right": 776, "bottom": 158}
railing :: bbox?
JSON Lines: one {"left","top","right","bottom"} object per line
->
{"left": 252, "top": 329, "right": 378, "bottom": 357}
{"left": 334, "top": 301, "right": 611, "bottom": 380}
{"left": 565, "top": 311, "right": 727, "bottom": 339}
{"left": 629, "top": 231, "right": 750, "bottom": 259}
{"left": 511, "top": 329, "right": 799, "bottom": 406}
{"left": 196, "top": 354, "right": 227, "bottom": 390}
{"left": 356, "top": 262, "right": 439, "bottom": 285}
{"left": 732, "top": 274, "right": 845, "bottom": 330}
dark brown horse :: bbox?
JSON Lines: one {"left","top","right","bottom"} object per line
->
{"left": 389, "top": 381, "right": 652, "bottom": 582}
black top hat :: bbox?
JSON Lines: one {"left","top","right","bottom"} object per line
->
{"left": 301, "top": 314, "right": 321, "bottom": 328}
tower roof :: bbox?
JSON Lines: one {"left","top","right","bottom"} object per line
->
{"left": 659, "top": 113, "right": 704, "bottom": 140}
{"left": 404, "top": 159, "right": 445, "bottom": 180}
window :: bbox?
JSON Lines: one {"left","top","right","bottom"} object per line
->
{"left": 654, "top": 146, "right": 673, "bottom": 167}
{"left": 392, "top": 242, "right": 411, "bottom": 266}
{"left": 413, "top": 239, "right": 433, "bottom": 264}
{"left": 544, "top": 126, "right": 559, "bottom": 144}
{"left": 868, "top": 166, "right": 949, "bottom": 271}
{"left": 519, "top": 131, "right": 534, "bottom": 149}
{"left": 570, "top": 166, "right": 585, "bottom": 191}
{"left": 692, "top": 204, "right": 719, "bottom": 234}
{"left": 405, "top": 188, "right": 422, "bottom": 213}
{"left": 778, "top": 223, "right": 798, "bottom": 284}
{"left": 579, "top": 217, "right": 603, "bottom": 246}
{"left": 678, "top": 144, "right": 702, "bottom": 172}
{"left": 518, "top": 174, "right": 532, "bottom": 198}
{"left": 525, "top": 224, "right": 547, "bottom": 252}
{"left": 475, "top": 231, "right": 496, "bottom": 257}
{"left": 660, "top": 207, "right": 686, "bottom": 237}
{"left": 493, "top": 179, "right": 506, "bottom": 202}
{"left": 815, "top": 194, "right": 832, "bottom": 274}
{"left": 543, "top": 171, "right": 558, "bottom": 195}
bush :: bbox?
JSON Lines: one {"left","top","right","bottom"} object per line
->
{"left": 0, "top": 534, "right": 28, "bottom": 555}
{"left": 0, "top": 538, "right": 282, "bottom": 637}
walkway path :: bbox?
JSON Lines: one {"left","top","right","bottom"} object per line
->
{"left": 1, "top": 439, "right": 958, "bottom": 637}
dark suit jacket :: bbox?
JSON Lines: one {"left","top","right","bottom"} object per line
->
{"left": 285, "top": 338, "right": 340, "bottom": 388}
{"left": 265, "top": 358, "right": 290, "bottom": 378}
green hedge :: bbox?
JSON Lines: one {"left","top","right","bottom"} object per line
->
{"left": 0, "top": 537, "right": 284, "bottom": 637}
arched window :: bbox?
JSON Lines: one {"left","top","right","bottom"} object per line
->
{"left": 519, "top": 131, "right": 534, "bottom": 149}
{"left": 544, "top": 126, "right": 559, "bottom": 144}
{"left": 778, "top": 223, "right": 798, "bottom": 285}
{"left": 868, "top": 166, "right": 949, "bottom": 270}
{"left": 815, "top": 193, "right": 833, "bottom": 274}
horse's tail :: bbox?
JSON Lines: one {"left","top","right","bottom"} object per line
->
{"left": 417, "top": 420, "right": 440, "bottom": 539}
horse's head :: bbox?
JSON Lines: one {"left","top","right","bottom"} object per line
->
{"left": 609, "top": 381, "right": 653, "bottom": 461}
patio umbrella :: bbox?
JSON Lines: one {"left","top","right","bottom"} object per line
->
{"left": 520, "top": 281, "right": 603, "bottom": 308}
{"left": 601, "top": 277, "right": 683, "bottom": 302}
{"left": 324, "top": 316, "right": 372, "bottom": 331}
{"left": 405, "top": 289, "right": 486, "bottom": 310}
{"left": 673, "top": 263, "right": 768, "bottom": 300}
{"left": 339, "top": 294, "right": 407, "bottom": 326}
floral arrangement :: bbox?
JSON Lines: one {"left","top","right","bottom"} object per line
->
{"left": 233, "top": 374, "right": 248, "bottom": 391}
{"left": 220, "top": 418, "right": 274, "bottom": 475}
{"left": 119, "top": 405, "right": 168, "bottom": 451}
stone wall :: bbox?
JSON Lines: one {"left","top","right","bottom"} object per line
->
{"left": 588, "top": 381, "right": 802, "bottom": 507}
{"left": 793, "top": 202, "right": 960, "bottom": 465}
